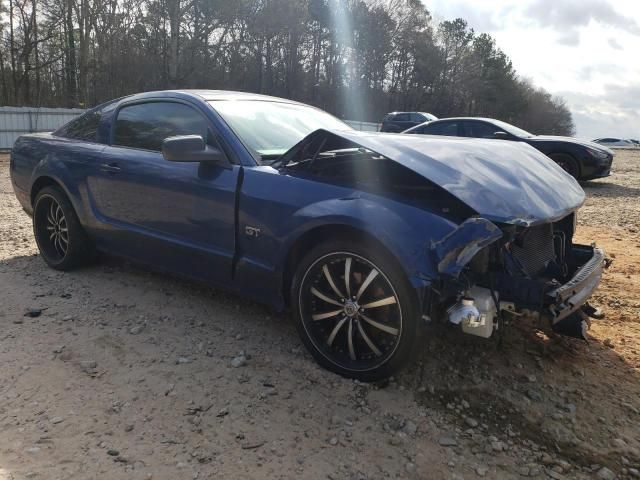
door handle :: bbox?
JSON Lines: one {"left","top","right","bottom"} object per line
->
{"left": 100, "top": 162, "right": 122, "bottom": 173}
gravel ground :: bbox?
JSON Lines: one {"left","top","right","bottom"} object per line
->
{"left": 580, "top": 149, "right": 640, "bottom": 232}
{"left": 1, "top": 151, "right": 639, "bottom": 480}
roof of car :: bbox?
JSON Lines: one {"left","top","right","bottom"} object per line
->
{"left": 118, "top": 89, "right": 303, "bottom": 105}
{"left": 426, "top": 117, "right": 498, "bottom": 122}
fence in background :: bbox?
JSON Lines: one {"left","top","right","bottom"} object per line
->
{"left": 0, "top": 107, "right": 85, "bottom": 150}
{"left": 0, "top": 106, "right": 380, "bottom": 150}
{"left": 344, "top": 120, "right": 379, "bottom": 132}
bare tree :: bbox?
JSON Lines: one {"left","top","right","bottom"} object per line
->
{"left": 0, "top": 0, "right": 575, "bottom": 135}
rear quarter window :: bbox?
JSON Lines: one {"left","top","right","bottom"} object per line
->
{"left": 55, "top": 111, "right": 101, "bottom": 142}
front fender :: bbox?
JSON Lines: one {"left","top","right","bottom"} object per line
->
{"left": 278, "top": 195, "right": 459, "bottom": 287}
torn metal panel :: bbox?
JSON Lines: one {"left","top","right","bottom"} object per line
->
{"left": 431, "top": 217, "right": 503, "bottom": 277}
{"left": 284, "top": 129, "right": 585, "bottom": 227}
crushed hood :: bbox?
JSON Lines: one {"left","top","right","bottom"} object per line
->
{"left": 316, "top": 130, "right": 586, "bottom": 226}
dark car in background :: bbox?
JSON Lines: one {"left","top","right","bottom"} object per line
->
{"left": 380, "top": 111, "right": 437, "bottom": 133}
{"left": 404, "top": 117, "right": 614, "bottom": 181}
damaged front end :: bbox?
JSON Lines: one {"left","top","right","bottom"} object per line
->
{"left": 430, "top": 214, "right": 608, "bottom": 340}
{"left": 277, "top": 128, "right": 606, "bottom": 340}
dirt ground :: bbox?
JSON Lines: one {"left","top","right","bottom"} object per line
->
{"left": 1, "top": 150, "right": 639, "bottom": 480}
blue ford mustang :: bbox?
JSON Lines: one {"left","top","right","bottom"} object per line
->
{"left": 10, "top": 90, "right": 606, "bottom": 380}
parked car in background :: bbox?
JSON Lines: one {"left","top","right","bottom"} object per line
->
{"left": 380, "top": 111, "right": 437, "bottom": 132}
{"left": 593, "top": 138, "right": 637, "bottom": 147}
{"left": 404, "top": 117, "right": 614, "bottom": 181}
{"left": 10, "top": 91, "right": 606, "bottom": 380}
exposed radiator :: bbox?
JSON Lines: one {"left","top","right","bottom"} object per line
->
{"left": 510, "top": 224, "right": 556, "bottom": 276}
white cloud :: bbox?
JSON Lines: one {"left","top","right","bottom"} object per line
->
{"left": 425, "top": 0, "right": 640, "bottom": 139}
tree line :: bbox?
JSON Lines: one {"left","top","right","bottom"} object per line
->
{"left": 0, "top": 0, "right": 575, "bottom": 135}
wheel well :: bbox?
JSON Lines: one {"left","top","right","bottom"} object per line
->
{"left": 281, "top": 224, "right": 400, "bottom": 307}
{"left": 30, "top": 176, "right": 62, "bottom": 206}
{"left": 548, "top": 152, "right": 580, "bottom": 176}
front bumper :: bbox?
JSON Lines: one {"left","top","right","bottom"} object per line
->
{"left": 582, "top": 155, "right": 613, "bottom": 180}
{"left": 546, "top": 245, "right": 606, "bottom": 322}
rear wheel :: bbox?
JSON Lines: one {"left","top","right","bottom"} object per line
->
{"left": 33, "top": 186, "right": 95, "bottom": 270}
{"left": 550, "top": 153, "right": 580, "bottom": 179}
{"left": 291, "top": 239, "right": 421, "bottom": 381}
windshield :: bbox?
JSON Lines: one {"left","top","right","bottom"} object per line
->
{"left": 209, "top": 100, "right": 351, "bottom": 159}
{"left": 491, "top": 119, "right": 533, "bottom": 138}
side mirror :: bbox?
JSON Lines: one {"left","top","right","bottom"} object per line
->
{"left": 162, "top": 135, "right": 229, "bottom": 166}
{"left": 493, "top": 131, "right": 510, "bottom": 140}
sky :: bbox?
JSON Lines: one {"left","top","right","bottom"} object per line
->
{"left": 425, "top": 0, "right": 640, "bottom": 140}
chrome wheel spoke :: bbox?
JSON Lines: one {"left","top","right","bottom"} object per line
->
{"left": 312, "top": 309, "right": 343, "bottom": 321}
{"left": 361, "top": 296, "right": 397, "bottom": 309}
{"left": 53, "top": 236, "right": 61, "bottom": 256}
{"left": 323, "top": 265, "right": 345, "bottom": 299}
{"left": 49, "top": 202, "right": 56, "bottom": 225}
{"left": 344, "top": 257, "right": 352, "bottom": 296}
{"left": 40, "top": 198, "right": 68, "bottom": 260}
{"left": 347, "top": 319, "right": 356, "bottom": 360}
{"left": 55, "top": 205, "right": 63, "bottom": 223}
{"left": 326, "top": 317, "right": 348, "bottom": 346}
{"left": 361, "top": 313, "right": 399, "bottom": 336}
{"left": 310, "top": 287, "right": 342, "bottom": 307}
{"left": 356, "top": 320, "right": 382, "bottom": 356}
{"left": 356, "top": 268, "right": 378, "bottom": 301}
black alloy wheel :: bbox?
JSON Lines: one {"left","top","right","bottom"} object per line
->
{"left": 33, "top": 186, "right": 95, "bottom": 270}
{"left": 550, "top": 153, "right": 580, "bottom": 179}
{"left": 292, "top": 240, "right": 420, "bottom": 381}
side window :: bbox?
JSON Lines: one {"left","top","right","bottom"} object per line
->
{"left": 410, "top": 113, "right": 425, "bottom": 122}
{"left": 464, "top": 121, "right": 502, "bottom": 139}
{"left": 424, "top": 122, "right": 459, "bottom": 136}
{"left": 55, "top": 111, "right": 101, "bottom": 142}
{"left": 114, "top": 102, "right": 210, "bottom": 151}
{"left": 394, "top": 113, "right": 410, "bottom": 122}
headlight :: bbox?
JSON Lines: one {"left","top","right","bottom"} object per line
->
{"left": 586, "top": 147, "right": 609, "bottom": 160}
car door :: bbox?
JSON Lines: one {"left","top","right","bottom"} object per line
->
{"left": 88, "top": 99, "right": 240, "bottom": 284}
{"left": 409, "top": 113, "right": 426, "bottom": 128}
{"left": 392, "top": 113, "right": 412, "bottom": 131}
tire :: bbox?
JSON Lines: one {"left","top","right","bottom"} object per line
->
{"left": 32, "top": 186, "right": 95, "bottom": 270}
{"left": 291, "top": 238, "right": 421, "bottom": 381}
{"left": 549, "top": 153, "right": 580, "bottom": 180}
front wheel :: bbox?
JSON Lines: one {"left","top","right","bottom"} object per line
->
{"left": 291, "top": 239, "right": 421, "bottom": 381}
{"left": 550, "top": 153, "right": 580, "bottom": 179}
